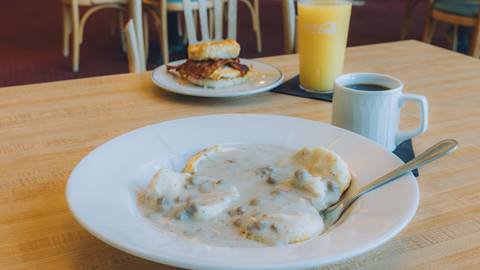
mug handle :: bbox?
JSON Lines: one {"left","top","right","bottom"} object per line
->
{"left": 395, "top": 93, "right": 429, "bottom": 146}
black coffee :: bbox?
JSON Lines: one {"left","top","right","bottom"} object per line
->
{"left": 345, "top": 84, "right": 390, "bottom": 91}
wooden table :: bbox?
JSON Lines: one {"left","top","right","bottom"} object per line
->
{"left": 1, "top": 40, "right": 480, "bottom": 269}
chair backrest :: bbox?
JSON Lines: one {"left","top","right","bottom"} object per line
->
{"left": 124, "top": 20, "right": 143, "bottom": 73}
{"left": 183, "top": 0, "right": 238, "bottom": 44}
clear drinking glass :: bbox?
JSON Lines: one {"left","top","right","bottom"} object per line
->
{"left": 298, "top": 0, "right": 352, "bottom": 93}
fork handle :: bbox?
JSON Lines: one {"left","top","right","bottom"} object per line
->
{"left": 344, "top": 139, "right": 458, "bottom": 207}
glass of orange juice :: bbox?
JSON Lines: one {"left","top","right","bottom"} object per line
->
{"left": 298, "top": 0, "right": 352, "bottom": 92}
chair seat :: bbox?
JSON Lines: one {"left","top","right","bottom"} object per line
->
{"left": 434, "top": 0, "right": 480, "bottom": 17}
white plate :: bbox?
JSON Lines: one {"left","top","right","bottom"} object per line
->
{"left": 66, "top": 114, "right": 419, "bottom": 270}
{"left": 151, "top": 59, "right": 284, "bottom": 97}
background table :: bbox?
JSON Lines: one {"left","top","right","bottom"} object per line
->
{"left": 1, "top": 40, "right": 480, "bottom": 269}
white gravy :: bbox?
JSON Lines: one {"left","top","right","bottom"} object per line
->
{"left": 138, "top": 144, "right": 343, "bottom": 247}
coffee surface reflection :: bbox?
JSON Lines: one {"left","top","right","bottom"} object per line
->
{"left": 345, "top": 84, "right": 390, "bottom": 91}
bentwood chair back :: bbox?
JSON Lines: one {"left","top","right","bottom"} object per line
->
{"left": 422, "top": 0, "right": 480, "bottom": 57}
{"left": 183, "top": 0, "right": 237, "bottom": 44}
{"left": 143, "top": 0, "right": 214, "bottom": 65}
{"left": 124, "top": 20, "right": 145, "bottom": 73}
{"left": 62, "top": 0, "right": 129, "bottom": 72}
{"left": 143, "top": 0, "right": 261, "bottom": 64}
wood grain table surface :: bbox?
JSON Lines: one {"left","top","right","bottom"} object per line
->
{"left": 1, "top": 40, "right": 479, "bottom": 269}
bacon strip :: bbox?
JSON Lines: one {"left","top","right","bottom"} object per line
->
{"left": 167, "top": 58, "right": 249, "bottom": 80}
{"left": 228, "top": 61, "right": 250, "bottom": 77}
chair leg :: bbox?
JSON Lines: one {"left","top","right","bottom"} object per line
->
{"left": 143, "top": 12, "right": 149, "bottom": 60}
{"left": 118, "top": 10, "right": 127, "bottom": 52}
{"left": 253, "top": 0, "right": 262, "bottom": 52}
{"left": 62, "top": 3, "right": 72, "bottom": 57}
{"left": 469, "top": 17, "right": 480, "bottom": 57}
{"left": 429, "top": 20, "right": 437, "bottom": 42}
{"left": 422, "top": 3, "right": 437, "bottom": 44}
{"left": 71, "top": 0, "right": 80, "bottom": 72}
{"left": 159, "top": 0, "right": 169, "bottom": 64}
{"left": 422, "top": 18, "right": 437, "bottom": 43}
{"left": 177, "top": 10, "right": 183, "bottom": 36}
{"left": 239, "top": 0, "right": 262, "bottom": 52}
{"left": 452, "top": 24, "right": 458, "bottom": 51}
{"left": 282, "top": 0, "right": 295, "bottom": 54}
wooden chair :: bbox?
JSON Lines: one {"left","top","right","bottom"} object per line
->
{"left": 142, "top": 0, "right": 212, "bottom": 65}
{"left": 143, "top": 0, "right": 261, "bottom": 64}
{"left": 422, "top": 0, "right": 480, "bottom": 57}
{"left": 124, "top": 19, "right": 145, "bottom": 72}
{"left": 239, "top": 0, "right": 262, "bottom": 52}
{"left": 62, "top": 0, "right": 129, "bottom": 72}
{"left": 183, "top": 0, "right": 237, "bottom": 43}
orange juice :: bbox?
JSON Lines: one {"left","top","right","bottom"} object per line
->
{"left": 298, "top": 0, "right": 352, "bottom": 92}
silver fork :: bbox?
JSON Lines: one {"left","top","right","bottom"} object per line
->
{"left": 321, "top": 139, "right": 459, "bottom": 230}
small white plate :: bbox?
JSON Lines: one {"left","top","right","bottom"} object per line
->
{"left": 151, "top": 59, "right": 284, "bottom": 97}
{"left": 66, "top": 114, "right": 419, "bottom": 270}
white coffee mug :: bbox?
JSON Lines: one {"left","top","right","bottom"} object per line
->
{"left": 332, "top": 73, "right": 428, "bottom": 151}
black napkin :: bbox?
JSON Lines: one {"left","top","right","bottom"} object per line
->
{"left": 393, "top": 139, "right": 419, "bottom": 176}
{"left": 271, "top": 75, "right": 333, "bottom": 101}
{"left": 271, "top": 75, "right": 419, "bottom": 177}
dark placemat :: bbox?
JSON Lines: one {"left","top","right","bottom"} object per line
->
{"left": 271, "top": 75, "right": 419, "bottom": 176}
{"left": 393, "top": 139, "right": 419, "bottom": 176}
{"left": 271, "top": 75, "right": 333, "bottom": 101}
